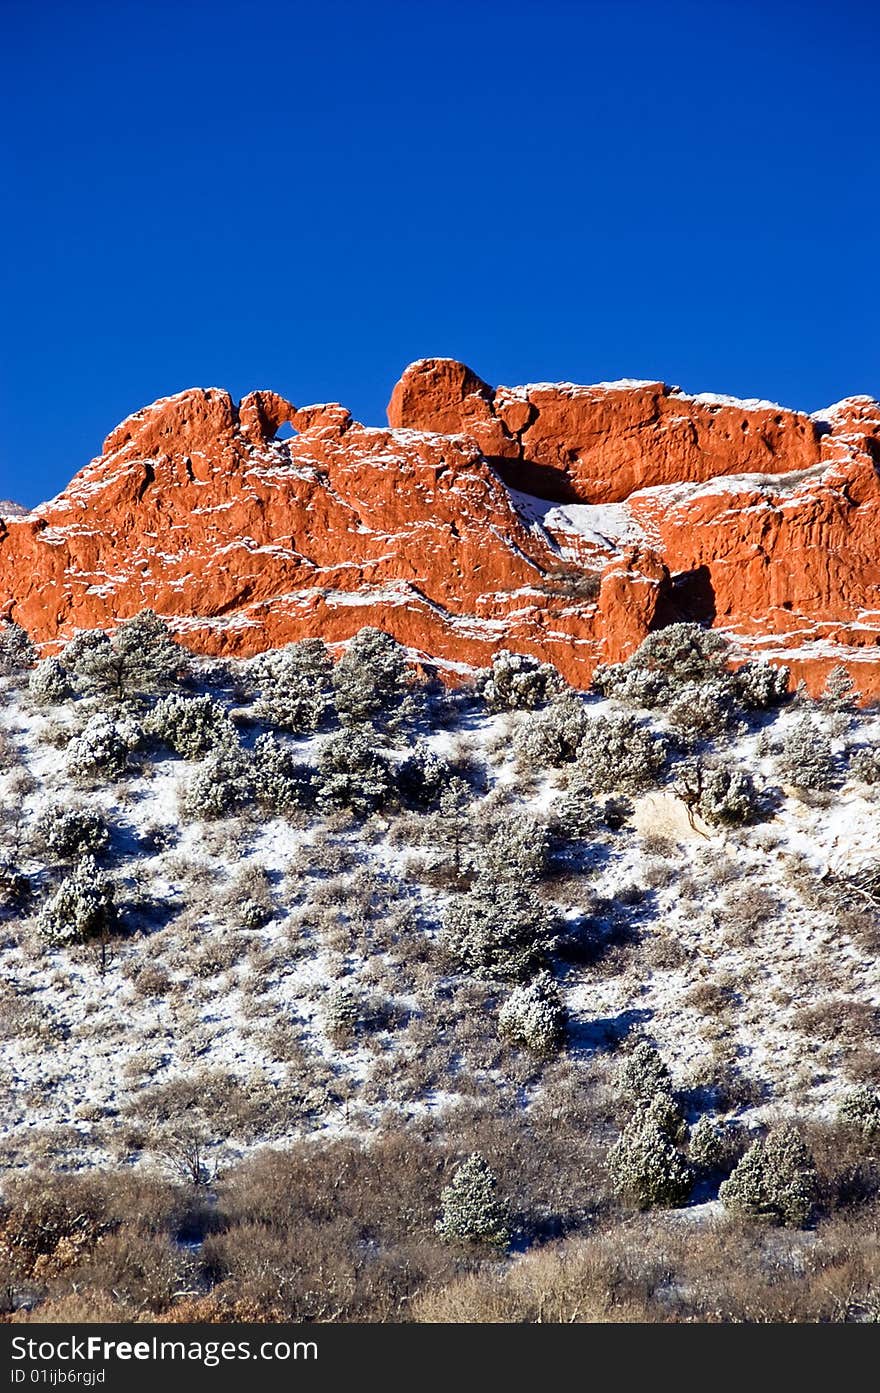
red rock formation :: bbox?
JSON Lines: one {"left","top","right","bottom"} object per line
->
{"left": 1, "top": 361, "right": 878, "bottom": 695}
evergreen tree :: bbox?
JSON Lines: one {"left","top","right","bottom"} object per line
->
{"left": 253, "top": 638, "right": 333, "bottom": 732}
{"left": 436, "top": 1153, "right": 510, "bottom": 1248}
{"left": 332, "top": 628, "right": 410, "bottom": 726}
{"left": 37, "top": 856, "right": 117, "bottom": 946}
{"left": 316, "top": 729, "right": 395, "bottom": 816}
{"left": 719, "top": 1125, "right": 818, "bottom": 1227}
{"left": 607, "top": 1102, "right": 692, "bottom": 1209}
{"left": 498, "top": 972, "right": 566, "bottom": 1054}
{"left": 476, "top": 649, "right": 564, "bottom": 712}
{"left": 442, "top": 877, "right": 556, "bottom": 980}
{"left": 64, "top": 612, "right": 186, "bottom": 700}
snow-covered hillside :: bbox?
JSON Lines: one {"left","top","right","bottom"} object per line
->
{"left": 0, "top": 620, "right": 878, "bottom": 1183}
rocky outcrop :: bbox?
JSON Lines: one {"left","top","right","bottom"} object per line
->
{"left": 1, "top": 361, "right": 878, "bottom": 695}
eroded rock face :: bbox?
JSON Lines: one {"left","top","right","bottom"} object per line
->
{"left": 1, "top": 362, "right": 878, "bottom": 695}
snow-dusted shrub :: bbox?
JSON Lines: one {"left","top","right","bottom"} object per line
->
{"left": 575, "top": 713, "right": 666, "bottom": 795}
{"left": 435, "top": 1153, "right": 510, "bottom": 1248}
{"left": 316, "top": 729, "right": 395, "bottom": 816}
{"left": 33, "top": 807, "right": 109, "bottom": 862}
{"left": 619, "top": 1042, "right": 674, "bottom": 1107}
{"left": 230, "top": 865, "right": 274, "bottom": 930}
{"left": 551, "top": 782, "right": 598, "bottom": 839}
{"left": 733, "top": 660, "right": 790, "bottom": 710}
{"left": 473, "top": 812, "right": 548, "bottom": 884}
{"left": 673, "top": 759, "right": 762, "bottom": 827}
{"left": 63, "top": 612, "right": 186, "bottom": 701}
{"left": 778, "top": 717, "right": 834, "bottom": 791}
{"left": 252, "top": 638, "right": 333, "bottom": 732}
{"left": 37, "top": 856, "right": 117, "bottom": 946}
{"left": 498, "top": 972, "right": 566, "bottom": 1054}
{"left": 397, "top": 743, "right": 455, "bottom": 810}
{"left": 839, "top": 1087, "right": 880, "bottom": 1139}
{"left": 0, "top": 621, "right": 36, "bottom": 676}
{"left": 0, "top": 860, "right": 30, "bottom": 909}
{"left": 441, "top": 878, "right": 556, "bottom": 981}
{"left": 322, "top": 982, "right": 361, "bottom": 1043}
{"left": 607, "top": 1103, "right": 691, "bottom": 1209}
{"left": 239, "top": 898, "right": 271, "bottom": 930}
{"left": 592, "top": 661, "right": 671, "bottom": 709}
{"left": 688, "top": 1116, "right": 727, "bottom": 1174}
{"left": 182, "top": 746, "right": 253, "bottom": 821}
{"left": 719, "top": 1125, "right": 818, "bottom": 1227}
{"left": 332, "top": 628, "right": 410, "bottom": 726}
{"left": 667, "top": 679, "right": 733, "bottom": 737}
{"left": 513, "top": 691, "right": 589, "bottom": 766}
{"left": 65, "top": 713, "right": 142, "bottom": 780}
{"left": 146, "top": 693, "right": 237, "bottom": 759}
{"left": 848, "top": 746, "right": 880, "bottom": 786}
{"left": 476, "top": 649, "right": 564, "bottom": 712}
{"left": 627, "top": 623, "right": 731, "bottom": 685}
{"left": 61, "top": 630, "right": 109, "bottom": 683}
{"left": 252, "top": 733, "right": 313, "bottom": 813}
{"left": 28, "top": 657, "right": 71, "bottom": 705}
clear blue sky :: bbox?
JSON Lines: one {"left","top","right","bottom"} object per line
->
{"left": 2, "top": 0, "right": 878, "bottom": 508}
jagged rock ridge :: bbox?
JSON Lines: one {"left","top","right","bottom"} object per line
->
{"left": 1, "top": 360, "right": 878, "bottom": 693}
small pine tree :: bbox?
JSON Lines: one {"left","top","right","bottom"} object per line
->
{"left": 498, "top": 972, "right": 566, "bottom": 1054}
{"left": 734, "top": 661, "right": 790, "bottom": 710}
{"left": 625, "top": 623, "right": 731, "bottom": 686}
{"left": 316, "top": 729, "right": 395, "bottom": 816}
{"left": 838, "top": 1087, "right": 880, "bottom": 1139}
{"left": 396, "top": 743, "right": 455, "bottom": 810}
{"left": 436, "top": 1153, "right": 511, "bottom": 1248}
{"left": 514, "top": 691, "right": 590, "bottom": 766}
{"left": 575, "top": 713, "right": 667, "bottom": 795}
{"left": 607, "top": 1105, "right": 692, "bottom": 1209}
{"left": 822, "top": 664, "right": 857, "bottom": 712}
{"left": 65, "top": 713, "right": 142, "bottom": 780}
{"left": 619, "top": 1042, "right": 675, "bottom": 1106}
{"left": 719, "top": 1124, "right": 818, "bottom": 1227}
{"left": 441, "top": 878, "right": 556, "bottom": 981}
{"left": 0, "top": 860, "right": 30, "bottom": 910}
{"left": 592, "top": 661, "right": 671, "bottom": 709}
{"left": 673, "top": 759, "right": 762, "bottom": 827}
{"left": 252, "top": 733, "right": 313, "bottom": 813}
{"left": 667, "top": 679, "right": 733, "bottom": 737}
{"left": 323, "top": 982, "right": 361, "bottom": 1044}
{"left": 182, "top": 748, "right": 253, "bottom": 820}
{"left": 688, "top": 1116, "right": 727, "bottom": 1175}
{"left": 473, "top": 812, "right": 548, "bottom": 884}
{"left": 423, "top": 776, "right": 474, "bottom": 878}
{"left": 252, "top": 638, "right": 333, "bottom": 732}
{"left": 849, "top": 746, "right": 880, "bottom": 786}
{"left": 33, "top": 808, "right": 109, "bottom": 862}
{"left": 778, "top": 717, "right": 834, "bottom": 791}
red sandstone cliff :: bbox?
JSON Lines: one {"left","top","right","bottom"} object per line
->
{"left": 1, "top": 360, "right": 878, "bottom": 694}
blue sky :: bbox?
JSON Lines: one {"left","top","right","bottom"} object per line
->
{"left": 2, "top": 0, "right": 878, "bottom": 507}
